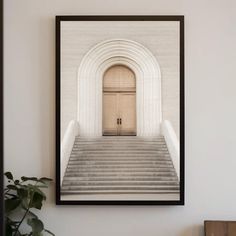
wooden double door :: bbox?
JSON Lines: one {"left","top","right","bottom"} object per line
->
{"left": 103, "top": 65, "right": 136, "bottom": 136}
{"left": 103, "top": 92, "right": 136, "bottom": 135}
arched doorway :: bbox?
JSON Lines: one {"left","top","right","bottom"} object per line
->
{"left": 78, "top": 39, "right": 161, "bottom": 136}
{"left": 103, "top": 65, "right": 136, "bottom": 136}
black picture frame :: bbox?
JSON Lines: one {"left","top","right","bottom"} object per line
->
{"left": 56, "top": 15, "right": 185, "bottom": 205}
{"left": 0, "top": 0, "right": 4, "bottom": 231}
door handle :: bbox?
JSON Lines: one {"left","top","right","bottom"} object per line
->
{"left": 117, "top": 118, "right": 122, "bottom": 125}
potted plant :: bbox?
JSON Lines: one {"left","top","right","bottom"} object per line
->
{"left": 4, "top": 172, "right": 54, "bottom": 236}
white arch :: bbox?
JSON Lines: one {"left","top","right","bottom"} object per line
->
{"left": 77, "top": 39, "right": 162, "bottom": 136}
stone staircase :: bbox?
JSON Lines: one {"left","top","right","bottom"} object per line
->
{"left": 61, "top": 136, "right": 179, "bottom": 195}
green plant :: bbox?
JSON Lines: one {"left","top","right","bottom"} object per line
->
{"left": 4, "top": 172, "right": 54, "bottom": 236}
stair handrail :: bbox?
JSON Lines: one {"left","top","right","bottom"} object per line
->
{"left": 161, "top": 120, "right": 180, "bottom": 179}
{"left": 61, "top": 120, "right": 79, "bottom": 185}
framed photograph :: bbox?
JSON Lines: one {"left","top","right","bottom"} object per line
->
{"left": 56, "top": 15, "right": 184, "bottom": 205}
{"left": 0, "top": 0, "right": 3, "bottom": 229}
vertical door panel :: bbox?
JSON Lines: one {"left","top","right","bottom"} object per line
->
{"left": 119, "top": 93, "right": 136, "bottom": 135}
{"left": 103, "top": 93, "right": 118, "bottom": 135}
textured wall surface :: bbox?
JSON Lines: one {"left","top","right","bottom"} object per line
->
{"left": 4, "top": 0, "right": 236, "bottom": 236}
{"left": 61, "top": 21, "right": 179, "bottom": 139}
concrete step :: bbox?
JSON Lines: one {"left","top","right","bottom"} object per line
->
{"left": 65, "top": 172, "right": 178, "bottom": 177}
{"left": 62, "top": 180, "right": 179, "bottom": 186}
{"left": 61, "top": 189, "right": 180, "bottom": 194}
{"left": 74, "top": 142, "right": 166, "bottom": 146}
{"left": 71, "top": 151, "right": 169, "bottom": 155}
{"left": 66, "top": 163, "right": 174, "bottom": 169}
{"left": 69, "top": 154, "right": 171, "bottom": 158}
{"left": 74, "top": 147, "right": 167, "bottom": 150}
{"left": 67, "top": 164, "right": 173, "bottom": 169}
{"left": 73, "top": 143, "right": 166, "bottom": 147}
{"left": 74, "top": 141, "right": 166, "bottom": 144}
{"left": 75, "top": 140, "right": 166, "bottom": 143}
{"left": 68, "top": 160, "right": 173, "bottom": 164}
{"left": 68, "top": 160, "right": 173, "bottom": 165}
{"left": 63, "top": 176, "right": 178, "bottom": 182}
{"left": 72, "top": 147, "right": 168, "bottom": 151}
{"left": 69, "top": 156, "right": 171, "bottom": 160}
{"left": 66, "top": 168, "right": 176, "bottom": 173}
{"left": 75, "top": 137, "right": 164, "bottom": 141}
{"left": 73, "top": 142, "right": 166, "bottom": 145}
{"left": 61, "top": 185, "right": 180, "bottom": 191}
{"left": 74, "top": 140, "right": 165, "bottom": 144}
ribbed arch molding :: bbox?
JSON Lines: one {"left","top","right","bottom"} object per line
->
{"left": 77, "top": 39, "right": 162, "bottom": 136}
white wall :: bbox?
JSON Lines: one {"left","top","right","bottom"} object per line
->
{"left": 4, "top": 0, "right": 236, "bottom": 236}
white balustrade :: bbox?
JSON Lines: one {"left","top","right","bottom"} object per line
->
{"left": 161, "top": 120, "right": 180, "bottom": 179}
{"left": 61, "top": 120, "right": 79, "bottom": 185}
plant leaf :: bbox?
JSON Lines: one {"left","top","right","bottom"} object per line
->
{"left": 29, "top": 192, "right": 44, "bottom": 210}
{"left": 8, "top": 220, "right": 20, "bottom": 226}
{"left": 32, "top": 233, "right": 43, "bottom": 236}
{"left": 39, "top": 177, "right": 52, "bottom": 182}
{"left": 5, "top": 222, "right": 14, "bottom": 236}
{"left": 44, "top": 229, "right": 55, "bottom": 235}
{"left": 21, "top": 197, "right": 30, "bottom": 209}
{"left": 28, "top": 210, "right": 39, "bottom": 219}
{"left": 27, "top": 218, "right": 44, "bottom": 233}
{"left": 6, "top": 184, "right": 18, "bottom": 191}
{"left": 17, "top": 188, "right": 28, "bottom": 199}
{"left": 18, "top": 184, "right": 28, "bottom": 190}
{"left": 21, "top": 176, "right": 38, "bottom": 182}
{"left": 5, "top": 172, "right": 13, "bottom": 180}
{"left": 38, "top": 177, "right": 52, "bottom": 186}
{"left": 33, "top": 187, "right": 47, "bottom": 200}
{"left": 5, "top": 192, "right": 17, "bottom": 198}
{"left": 5, "top": 198, "right": 21, "bottom": 213}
